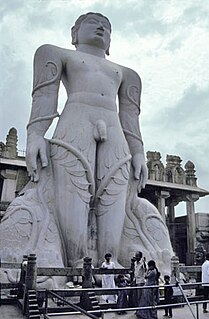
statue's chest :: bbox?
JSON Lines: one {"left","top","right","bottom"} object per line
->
{"left": 65, "top": 54, "right": 122, "bottom": 84}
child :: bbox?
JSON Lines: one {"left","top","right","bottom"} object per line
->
{"left": 117, "top": 274, "right": 128, "bottom": 314}
{"left": 164, "top": 275, "right": 173, "bottom": 318}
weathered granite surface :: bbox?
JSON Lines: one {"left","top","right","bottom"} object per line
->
{"left": 0, "top": 13, "right": 173, "bottom": 287}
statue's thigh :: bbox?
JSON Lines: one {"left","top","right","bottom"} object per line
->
{"left": 96, "top": 128, "right": 130, "bottom": 181}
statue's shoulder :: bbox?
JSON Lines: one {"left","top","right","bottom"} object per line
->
{"left": 107, "top": 59, "right": 141, "bottom": 82}
{"left": 112, "top": 64, "right": 141, "bottom": 88}
{"left": 34, "top": 44, "right": 73, "bottom": 60}
{"left": 121, "top": 65, "right": 141, "bottom": 83}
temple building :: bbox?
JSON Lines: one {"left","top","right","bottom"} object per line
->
{"left": 140, "top": 151, "right": 209, "bottom": 264}
{"left": 0, "top": 128, "right": 29, "bottom": 218}
{"left": 1, "top": 128, "right": 209, "bottom": 265}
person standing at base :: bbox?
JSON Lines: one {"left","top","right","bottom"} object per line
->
{"left": 136, "top": 260, "right": 160, "bottom": 319}
{"left": 163, "top": 275, "right": 173, "bottom": 318}
{"left": 202, "top": 252, "right": 209, "bottom": 313}
{"left": 134, "top": 251, "right": 147, "bottom": 307}
{"left": 116, "top": 274, "right": 129, "bottom": 314}
{"left": 101, "top": 253, "right": 117, "bottom": 303}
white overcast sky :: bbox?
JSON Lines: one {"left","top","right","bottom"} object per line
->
{"left": 1, "top": 0, "right": 209, "bottom": 214}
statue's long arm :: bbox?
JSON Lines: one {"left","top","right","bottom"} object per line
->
{"left": 27, "top": 44, "right": 62, "bottom": 136}
{"left": 26, "top": 44, "right": 63, "bottom": 182}
{"left": 118, "top": 67, "right": 148, "bottom": 190}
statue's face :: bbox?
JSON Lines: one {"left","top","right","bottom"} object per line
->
{"left": 77, "top": 14, "right": 111, "bottom": 52}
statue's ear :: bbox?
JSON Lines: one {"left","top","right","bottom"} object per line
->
{"left": 106, "top": 46, "right": 110, "bottom": 56}
{"left": 105, "top": 39, "right": 111, "bottom": 56}
{"left": 71, "top": 26, "right": 78, "bottom": 46}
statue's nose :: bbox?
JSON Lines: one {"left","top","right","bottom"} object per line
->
{"left": 97, "top": 24, "right": 104, "bottom": 31}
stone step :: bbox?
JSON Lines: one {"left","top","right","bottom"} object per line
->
{"left": 28, "top": 299, "right": 38, "bottom": 305}
{"left": 28, "top": 309, "right": 40, "bottom": 316}
{"left": 28, "top": 295, "right": 37, "bottom": 300}
{"left": 91, "top": 300, "right": 99, "bottom": 304}
{"left": 28, "top": 304, "right": 39, "bottom": 310}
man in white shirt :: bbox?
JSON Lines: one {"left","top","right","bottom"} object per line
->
{"left": 202, "top": 253, "right": 209, "bottom": 313}
{"left": 134, "top": 251, "right": 147, "bottom": 307}
{"left": 101, "top": 253, "right": 116, "bottom": 303}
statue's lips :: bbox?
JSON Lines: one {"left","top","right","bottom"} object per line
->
{"left": 95, "top": 31, "right": 104, "bottom": 36}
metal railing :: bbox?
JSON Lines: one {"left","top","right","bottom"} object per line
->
{"left": 39, "top": 283, "right": 208, "bottom": 319}
{"left": 0, "top": 257, "right": 207, "bottom": 319}
{"left": 44, "top": 290, "right": 99, "bottom": 319}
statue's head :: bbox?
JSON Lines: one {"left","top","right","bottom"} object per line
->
{"left": 71, "top": 12, "right": 111, "bottom": 55}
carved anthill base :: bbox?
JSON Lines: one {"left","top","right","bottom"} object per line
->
{"left": 0, "top": 143, "right": 173, "bottom": 288}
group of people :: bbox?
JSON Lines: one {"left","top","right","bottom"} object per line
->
{"left": 101, "top": 251, "right": 173, "bottom": 319}
{"left": 133, "top": 251, "right": 162, "bottom": 319}
{"left": 104, "top": 250, "right": 209, "bottom": 318}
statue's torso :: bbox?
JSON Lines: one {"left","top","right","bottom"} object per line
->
{"left": 51, "top": 49, "right": 126, "bottom": 144}
{"left": 61, "top": 49, "right": 123, "bottom": 109}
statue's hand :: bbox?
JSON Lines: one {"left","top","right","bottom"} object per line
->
{"left": 26, "top": 133, "right": 48, "bottom": 182}
{"left": 132, "top": 153, "right": 148, "bottom": 192}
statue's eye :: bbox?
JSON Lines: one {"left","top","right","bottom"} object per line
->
{"left": 87, "top": 19, "right": 98, "bottom": 24}
{"left": 102, "top": 22, "right": 109, "bottom": 29}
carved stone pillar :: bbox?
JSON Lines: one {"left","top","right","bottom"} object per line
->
{"left": 167, "top": 204, "right": 175, "bottom": 224}
{"left": 1, "top": 169, "right": 17, "bottom": 202}
{"left": 186, "top": 194, "right": 199, "bottom": 265}
{"left": 81, "top": 257, "right": 92, "bottom": 310}
{"left": 166, "top": 198, "right": 181, "bottom": 254}
{"left": 155, "top": 190, "right": 170, "bottom": 222}
{"left": 167, "top": 204, "right": 175, "bottom": 247}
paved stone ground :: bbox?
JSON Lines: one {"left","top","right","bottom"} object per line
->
{"left": 103, "top": 306, "right": 209, "bottom": 319}
{"left": 1, "top": 304, "right": 209, "bottom": 319}
{"left": 1, "top": 305, "right": 24, "bottom": 319}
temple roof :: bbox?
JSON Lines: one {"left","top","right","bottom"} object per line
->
{"left": 146, "top": 179, "right": 209, "bottom": 198}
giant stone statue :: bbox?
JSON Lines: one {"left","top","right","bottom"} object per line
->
{"left": 0, "top": 12, "right": 173, "bottom": 287}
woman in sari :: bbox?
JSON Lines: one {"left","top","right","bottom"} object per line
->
{"left": 136, "top": 260, "right": 160, "bottom": 319}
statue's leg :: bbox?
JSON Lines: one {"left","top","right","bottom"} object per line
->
{"left": 95, "top": 129, "right": 131, "bottom": 265}
{"left": 51, "top": 140, "right": 95, "bottom": 267}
